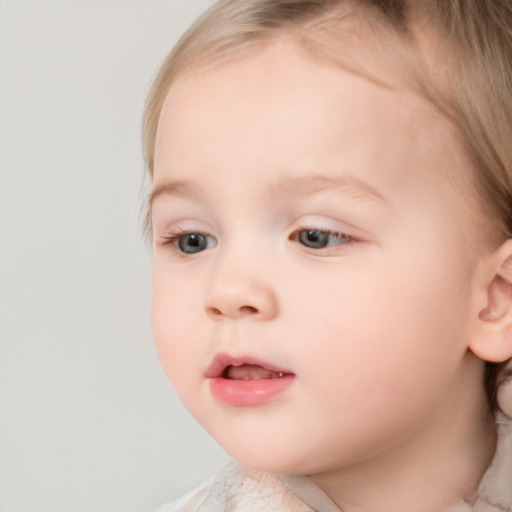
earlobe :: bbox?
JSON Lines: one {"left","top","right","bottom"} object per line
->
{"left": 469, "top": 239, "right": 512, "bottom": 363}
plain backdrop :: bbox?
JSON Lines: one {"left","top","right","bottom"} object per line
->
{"left": 0, "top": 1, "right": 229, "bottom": 511}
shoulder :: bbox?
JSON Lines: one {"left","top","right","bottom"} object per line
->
{"left": 154, "top": 478, "right": 213, "bottom": 512}
{"left": 475, "top": 412, "right": 512, "bottom": 511}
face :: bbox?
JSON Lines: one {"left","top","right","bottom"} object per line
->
{"left": 151, "top": 42, "right": 485, "bottom": 476}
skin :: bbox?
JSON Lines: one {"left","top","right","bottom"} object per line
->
{"left": 150, "top": 42, "right": 502, "bottom": 512}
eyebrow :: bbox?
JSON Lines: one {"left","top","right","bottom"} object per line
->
{"left": 149, "top": 179, "right": 200, "bottom": 207}
{"left": 149, "top": 173, "right": 389, "bottom": 208}
{"left": 268, "top": 174, "right": 389, "bottom": 204}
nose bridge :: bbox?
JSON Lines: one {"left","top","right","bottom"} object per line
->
{"left": 204, "top": 241, "right": 278, "bottom": 321}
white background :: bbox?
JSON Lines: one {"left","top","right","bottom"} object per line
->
{"left": 0, "top": 1, "right": 228, "bottom": 511}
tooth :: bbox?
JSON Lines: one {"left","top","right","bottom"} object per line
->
{"left": 278, "top": 372, "right": 284, "bottom": 378}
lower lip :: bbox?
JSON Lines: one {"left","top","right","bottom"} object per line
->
{"left": 209, "top": 375, "right": 294, "bottom": 406}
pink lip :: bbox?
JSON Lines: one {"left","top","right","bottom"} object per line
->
{"left": 206, "top": 353, "right": 295, "bottom": 406}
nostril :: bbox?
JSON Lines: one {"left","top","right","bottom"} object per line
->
{"left": 206, "top": 305, "right": 258, "bottom": 318}
{"left": 240, "top": 305, "right": 258, "bottom": 315}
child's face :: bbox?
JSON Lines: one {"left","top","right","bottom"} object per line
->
{"left": 151, "top": 42, "right": 487, "bottom": 475}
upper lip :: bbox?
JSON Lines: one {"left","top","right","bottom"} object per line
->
{"left": 205, "top": 353, "right": 293, "bottom": 379}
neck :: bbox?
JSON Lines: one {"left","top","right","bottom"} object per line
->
{"left": 310, "top": 377, "right": 497, "bottom": 512}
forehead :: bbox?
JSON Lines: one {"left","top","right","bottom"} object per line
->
{"left": 160, "top": 39, "right": 436, "bottom": 124}
{"left": 154, "top": 41, "right": 463, "bottom": 193}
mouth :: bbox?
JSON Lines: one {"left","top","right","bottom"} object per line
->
{"left": 206, "top": 354, "right": 293, "bottom": 380}
{"left": 222, "top": 364, "right": 287, "bottom": 381}
{"left": 206, "top": 354, "right": 295, "bottom": 406}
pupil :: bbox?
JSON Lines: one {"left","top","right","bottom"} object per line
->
{"left": 301, "top": 229, "right": 329, "bottom": 248}
{"left": 307, "top": 231, "right": 320, "bottom": 242}
{"left": 179, "top": 233, "right": 207, "bottom": 253}
{"left": 188, "top": 234, "right": 201, "bottom": 247}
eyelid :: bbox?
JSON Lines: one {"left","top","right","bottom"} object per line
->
{"left": 290, "top": 215, "right": 356, "bottom": 236}
{"left": 153, "top": 218, "right": 215, "bottom": 241}
{"left": 151, "top": 208, "right": 214, "bottom": 240}
{"left": 293, "top": 213, "right": 373, "bottom": 239}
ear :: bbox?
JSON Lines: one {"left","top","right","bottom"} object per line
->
{"left": 469, "top": 239, "right": 512, "bottom": 363}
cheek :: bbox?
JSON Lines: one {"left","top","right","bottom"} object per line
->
{"left": 285, "top": 249, "right": 471, "bottom": 404}
{"left": 261, "top": 255, "right": 473, "bottom": 470}
{"left": 151, "top": 265, "right": 205, "bottom": 390}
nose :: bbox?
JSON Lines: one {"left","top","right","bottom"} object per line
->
{"left": 204, "top": 264, "right": 279, "bottom": 321}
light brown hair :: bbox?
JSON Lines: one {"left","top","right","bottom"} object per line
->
{"left": 142, "top": 0, "right": 512, "bottom": 411}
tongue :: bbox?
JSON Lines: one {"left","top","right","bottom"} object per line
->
{"left": 225, "top": 364, "right": 284, "bottom": 380}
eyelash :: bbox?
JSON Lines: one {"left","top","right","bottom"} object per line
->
{"left": 158, "top": 229, "right": 216, "bottom": 257}
{"left": 291, "top": 225, "right": 355, "bottom": 250}
{"left": 156, "top": 226, "right": 356, "bottom": 257}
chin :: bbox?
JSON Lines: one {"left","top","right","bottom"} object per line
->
{"left": 211, "top": 433, "right": 316, "bottom": 475}
{"left": 230, "top": 453, "right": 303, "bottom": 475}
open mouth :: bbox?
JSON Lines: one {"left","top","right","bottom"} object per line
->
{"left": 206, "top": 353, "right": 293, "bottom": 380}
{"left": 208, "top": 356, "right": 295, "bottom": 406}
{"left": 222, "top": 363, "right": 287, "bottom": 381}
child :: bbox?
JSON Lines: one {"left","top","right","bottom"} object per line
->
{"left": 143, "top": 0, "right": 512, "bottom": 510}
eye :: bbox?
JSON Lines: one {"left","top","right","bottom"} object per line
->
{"left": 162, "top": 231, "right": 217, "bottom": 255}
{"left": 294, "top": 228, "right": 353, "bottom": 249}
